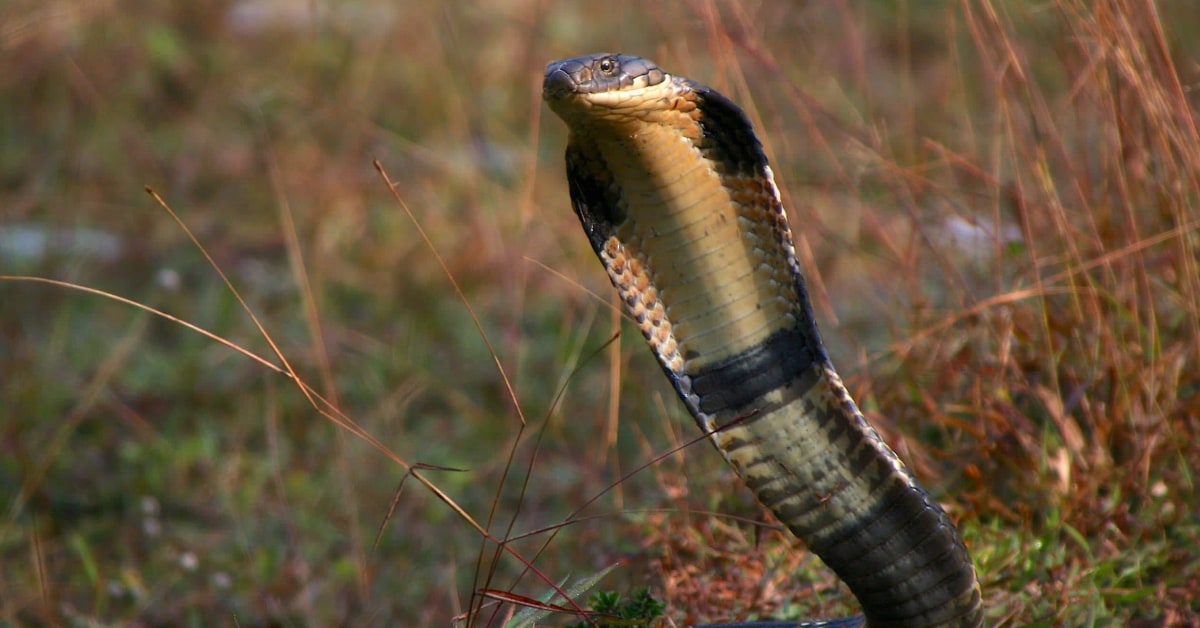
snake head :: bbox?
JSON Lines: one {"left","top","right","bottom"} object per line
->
{"left": 543, "top": 53, "right": 669, "bottom": 123}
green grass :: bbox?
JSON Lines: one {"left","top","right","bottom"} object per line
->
{"left": 3, "top": 0, "right": 1199, "bottom": 625}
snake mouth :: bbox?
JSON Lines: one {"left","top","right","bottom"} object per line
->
{"left": 543, "top": 53, "right": 670, "bottom": 119}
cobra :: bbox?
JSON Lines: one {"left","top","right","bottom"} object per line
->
{"left": 543, "top": 53, "right": 983, "bottom": 627}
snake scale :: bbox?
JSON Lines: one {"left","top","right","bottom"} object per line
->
{"left": 542, "top": 53, "right": 982, "bottom": 627}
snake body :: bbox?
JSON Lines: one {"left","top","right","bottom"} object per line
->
{"left": 543, "top": 53, "right": 982, "bottom": 627}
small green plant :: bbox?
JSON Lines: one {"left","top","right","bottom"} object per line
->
{"left": 567, "top": 588, "right": 665, "bottom": 628}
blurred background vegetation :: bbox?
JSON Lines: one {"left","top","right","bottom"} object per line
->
{"left": 2, "top": 0, "right": 1198, "bottom": 625}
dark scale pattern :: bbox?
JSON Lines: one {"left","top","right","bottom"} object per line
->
{"left": 689, "top": 83, "right": 773, "bottom": 177}
{"left": 565, "top": 141, "right": 623, "bottom": 251}
{"left": 688, "top": 326, "right": 821, "bottom": 414}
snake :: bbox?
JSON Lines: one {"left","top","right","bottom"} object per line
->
{"left": 542, "top": 53, "right": 983, "bottom": 627}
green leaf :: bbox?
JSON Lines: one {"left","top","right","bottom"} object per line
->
{"left": 506, "top": 563, "right": 619, "bottom": 628}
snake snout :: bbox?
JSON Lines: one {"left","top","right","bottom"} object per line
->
{"left": 542, "top": 59, "right": 586, "bottom": 100}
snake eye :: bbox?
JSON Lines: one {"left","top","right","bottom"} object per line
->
{"left": 597, "top": 57, "right": 617, "bottom": 75}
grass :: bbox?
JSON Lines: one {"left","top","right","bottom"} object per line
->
{"left": 2, "top": 0, "right": 1199, "bottom": 625}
